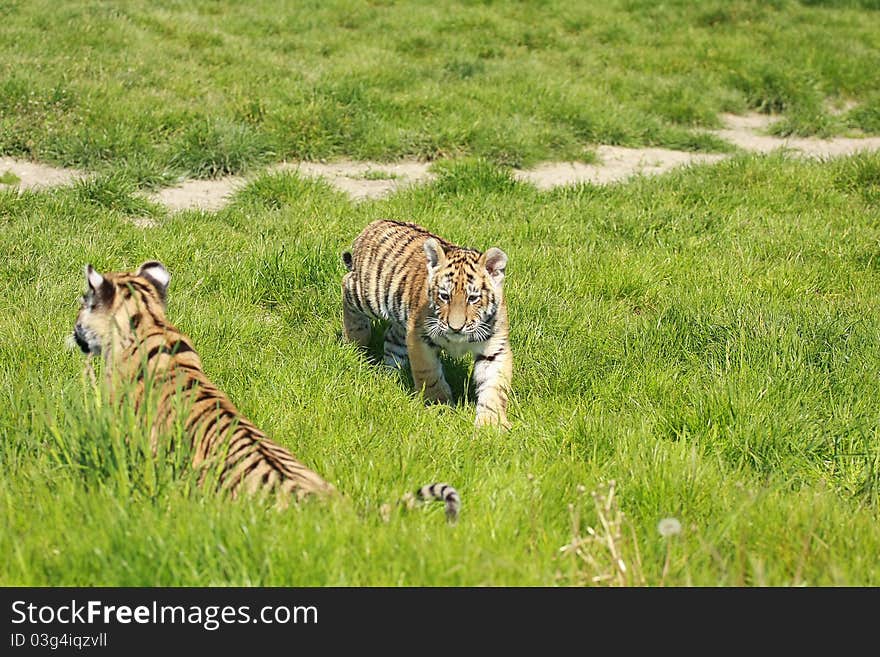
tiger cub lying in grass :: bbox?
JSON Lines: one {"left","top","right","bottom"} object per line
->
{"left": 342, "top": 219, "right": 513, "bottom": 429}
{"left": 71, "top": 261, "right": 461, "bottom": 521}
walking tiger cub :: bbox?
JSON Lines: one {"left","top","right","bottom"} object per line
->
{"left": 342, "top": 219, "right": 513, "bottom": 429}
{"left": 71, "top": 261, "right": 460, "bottom": 521}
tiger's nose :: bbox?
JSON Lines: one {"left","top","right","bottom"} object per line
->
{"left": 448, "top": 313, "right": 466, "bottom": 332}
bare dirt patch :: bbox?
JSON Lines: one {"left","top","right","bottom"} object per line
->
{"left": 145, "top": 160, "right": 433, "bottom": 213}
{"left": 149, "top": 176, "right": 246, "bottom": 212}
{"left": 516, "top": 112, "right": 880, "bottom": 190}
{"left": 275, "top": 159, "right": 434, "bottom": 200}
{"left": 0, "top": 156, "right": 84, "bottom": 190}
{"left": 711, "top": 112, "right": 880, "bottom": 157}
{"left": 514, "top": 147, "right": 727, "bottom": 189}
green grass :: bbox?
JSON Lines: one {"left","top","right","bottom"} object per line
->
{"left": 0, "top": 170, "right": 20, "bottom": 185}
{"left": 361, "top": 169, "right": 401, "bottom": 181}
{"left": 2, "top": 153, "right": 880, "bottom": 586}
{"left": 1, "top": 1, "right": 879, "bottom": 182}
{"left": 3, "top": 0, "right": 880, "bottom": 587}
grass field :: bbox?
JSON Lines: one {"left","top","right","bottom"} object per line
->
{"left": 2, "top": 0, "right": 880, "bottom": 184}
{"left": 3, "top": 153, "right": 880, "bottom": 586}
{"left": 2, "top": 1, "right": 880, "bottom": 586}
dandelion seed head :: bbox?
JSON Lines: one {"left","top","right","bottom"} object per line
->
{"left": 379, "top": 503, "right": 391, "bottom": 523}
{"left": 657, "top": 517, "right": 682, "bottom": 537}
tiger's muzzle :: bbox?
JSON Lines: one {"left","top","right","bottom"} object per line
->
{"left": 73, "top": 323, "right": 100, "bottom": 355}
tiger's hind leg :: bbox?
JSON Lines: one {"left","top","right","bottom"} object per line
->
{"left": 383, "top": 322, "right": 409, "bottom": 370}
{"left": 342, "top": 272, "right": 372, "bottom": 347}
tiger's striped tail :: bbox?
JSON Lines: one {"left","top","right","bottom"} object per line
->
{"left": 416, "top": 482, "right": 461, "bottom": 523}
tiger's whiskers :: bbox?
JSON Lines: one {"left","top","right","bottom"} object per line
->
{"left": 84, "top": 355, "right": 97, "bottom": 388}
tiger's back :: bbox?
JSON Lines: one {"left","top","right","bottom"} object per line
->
{"left": 73, "top": 261, "right": 333, "bottom": 499}
{"left": 342, "top": 219, "right": 446, "bottom": 326}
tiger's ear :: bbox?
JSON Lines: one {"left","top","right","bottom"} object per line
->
{"left": 423, "top": 238, "right": 447, "bottom": 269}
{"left": 84, "top": 264, "right": 115, "bottom": 303}
{"left": 482, "top": 247, "right": 507, "bottom": 285}
{"left": 85, "top": 264, "right": 104, "bottom": 291}
{"left": 137, "top": 261, "right": 170, "bottom": 300}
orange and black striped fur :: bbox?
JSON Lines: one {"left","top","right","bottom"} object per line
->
{"left": 72, "top": 261, "right": 460, "bottom": 520}
{"left": 342, "top": 220, "right": 512, "bottom": 428}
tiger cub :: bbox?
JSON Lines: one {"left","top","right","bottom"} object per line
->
{"left": 342, "top": 219, "right": 512, "bottom": 429}
{"left": 71, "top": 261, "right": 460, "bottom": 521}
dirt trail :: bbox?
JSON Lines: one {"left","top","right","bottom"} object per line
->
{"left": 148, "top": 160, "right": 435, "bottom": 212}
{"left": 514, "top": 113, "right": 880, "bottom": 189}
{"left": 0, "top": 156, "right": 84, "bottom": 189}
{"left": 152, "top": 176, "right": 247, "bottom": 212}
{"left": 711, "top": 112, "right": 880, "bottom": 157}
{"left": 278, "top": 160, "right": 435, "bottom": 201}
{"left": 2, "top": 113, "right": 879, "bottom": 213}
{"left": 514, "top": 147, "right": 727, "bottom": 190}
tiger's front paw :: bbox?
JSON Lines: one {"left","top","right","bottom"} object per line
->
{"left": 423, "top": 380, "right": 453, "bottom": 405}
{"left": 475, "top": 411, "right": 511, "bottom": 430}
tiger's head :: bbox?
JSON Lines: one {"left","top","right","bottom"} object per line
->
{"left": 423, "top": 239, "right": 507, "bottom": 343}
{"left": 72, "top": 261, "right": 171, "bottom": 356}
